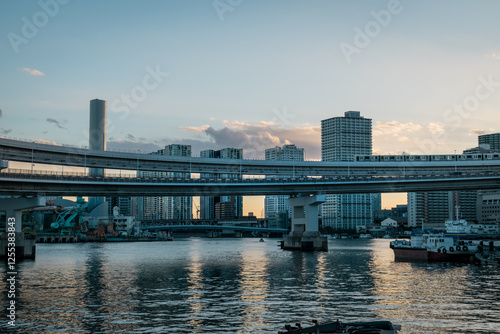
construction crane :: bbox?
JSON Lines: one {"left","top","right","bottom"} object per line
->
{"left": 50, "top": 197, "right": 86, "bottom": 235}
{"left": 194, "top": 203, "right": 200, "bottom": 219}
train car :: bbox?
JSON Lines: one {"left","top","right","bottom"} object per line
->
{"left": 380, "top": 155, "right": 404, "bottom": 162}
{"left": 354, "top": 153, "right": 500, "bottom": 162}
{"left": 407, "top": 155, "right": 429, "bottom": 161}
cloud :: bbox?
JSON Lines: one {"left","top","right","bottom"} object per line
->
{"left": 20, "top": 68, "right": 45, "bottom": 76}
{"left": 46, "top": 118, "right": 66, "bottom": 129}
{"left": 191, "top": 121, "right": 321, "bottom": 159}
{"left": 1, "top": 128, "right": 12, "bottom": 134}
{"left": 488, "top": 53, "right": 500, "bottom": 59}
{"left": 180, "top": 125, "right": 210, "bottom": 132}
{"left": 0, "top": 108, "right": 2, "bottom": 118}
{"left": 468, "top": 129, "right": 485, "bottom": 136}
{"left": 33, "top": 139, "right": 61, "bottom": 145}
{"left": 427, "top": 122, "right": 445, "bottom": 134}
{"left": 373, "top": 121, "right": 423, "bottom": 136}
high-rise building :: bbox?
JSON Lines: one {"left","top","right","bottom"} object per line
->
{"left": 321, "top": 111, "right": 373, "bottom": 230}
{"left": 265, "top": 144, "right": 304, "bottom": 161}
{"left": 107, "top": 197, "right": 136, "bottom": 217}
{"left": 137, "top": 145, "right": 192, "bottom": 221}
{"left": 264, "top": 144, "right": 304, "bottom": 228}
{"left": 199, "top": 148, "right": 243, "bottom": 220}
{"left": 479, "top": 133, "right": 500, "bottom": 151}
{"left": 407, "top": 191, "right": 477, "bottom": 228}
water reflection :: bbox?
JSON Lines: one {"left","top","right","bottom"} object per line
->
{"left": 186, "top": 239, "right": 205, "bottom": 332}
{"left": 369, "top": 240, "right": 500, "bottom": 333}
{"left": 0, "top": 239, "right": 498, "bottom": 333}
{"left": 238, "top": 247, "right": 270, "bottom": 332}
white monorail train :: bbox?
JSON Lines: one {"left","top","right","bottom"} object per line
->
{"left": 354, "top": 153, "right": 500, "bottom": 162}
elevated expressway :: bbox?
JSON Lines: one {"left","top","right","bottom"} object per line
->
{"left": 1, "top": 137, "right": 500, "bottom": 197}
{"left": 1, "top": 168, "right": 500, "bottom": 197}
{"left": 2, "top": 137, "right": 500, "bottom": 177}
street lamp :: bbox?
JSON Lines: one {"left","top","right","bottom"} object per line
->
{"left": 454, "top": 150, "right": 457, "bottom": 172}
{"left": 137, "top": 150, "right": 140, "bottom": 176}
{"left": 84, "top": 146, "right": 87, "bottom": 176}
{"left": 31, "top": 141, "right": 34, "bottom": 174}
{"left": 402, "top": 152, "right": 405, "bottom": 177}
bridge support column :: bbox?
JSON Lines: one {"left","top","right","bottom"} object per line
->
{"left": 281, "top": 195, "right": 327, "bottom": 251}
{"left": 0, "top": 197, "right": 46, "bottom": 259}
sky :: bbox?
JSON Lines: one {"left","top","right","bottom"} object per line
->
{"left": 1, "top": 0, "right": 500, "bottom": 213}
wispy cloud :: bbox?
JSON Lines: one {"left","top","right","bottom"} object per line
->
{"left": 488, "top": 53, "right": 500, "bottom": 59}
{"left": 180, "top": 125, "right": 210, "bottom": 132}
{"left": 1, "top": 128, "right": 12, "bottom": 134}
{"left": 46, "top": 118, "right": 66, "bottom": 129}
{"left": 19, "top": 67, "right": 45, "bottom": 76}
{"left": 373, "top": 121, "right": 423, "bottom": 136}
{"left": 0, "top": 108, "right": 2, "bottom": 118}
{"left": 468, "top": 128, "right": 485, "bottom": 136}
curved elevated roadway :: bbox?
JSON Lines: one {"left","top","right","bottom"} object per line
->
{"left": 1, "top": 169, "right": 500, "bottom": 197}
{"left": 2, "top": 137, "right": 500, "bottom": 177}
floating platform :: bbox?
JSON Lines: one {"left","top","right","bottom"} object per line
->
{"left": 281, "top": 232, "right": 328, "bottom": 251}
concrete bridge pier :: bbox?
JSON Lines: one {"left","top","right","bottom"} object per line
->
{"left": 0, "top": 197, "right": 46, "bottom": 259}
{"left": 281, "top": 194, "right": 327, "bottom": 251}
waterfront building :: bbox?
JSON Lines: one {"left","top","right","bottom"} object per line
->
{"left": 199, "top": 148, "right": 243, "bottom": 220}
{"left": 321, "top": 111, "right": 373, "bottom": 230}
{"left": 479, "top": 132, "right": 500, "bottom": 151}
{"left": 264, "top": 144, "right": 304, "bottom": 229}
{"left": 137, "top": 144, "right": 192, "bottom": 221}
{"left": 477, "top": 191, "right": 500, "bottom": 224}
{"left": 407, "top": 191, "right": 477, "bottom": 228}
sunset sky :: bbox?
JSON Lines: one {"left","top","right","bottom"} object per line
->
{"left": 1, "top": 0, "right": 500, "bottom": 213}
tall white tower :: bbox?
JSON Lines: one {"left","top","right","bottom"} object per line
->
{"left": 88, "top": 99, "right": 107, "bottom": 212}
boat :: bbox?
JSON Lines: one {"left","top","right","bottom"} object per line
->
{"left": 278, "top": 319, "right": 400, "bottom": 334}
{"left": 359, "top": 233, "right": 373, "bottom": 239}
{"left": 475, "top": 240, "right": 500, "bottom": 264}
{"left": 390, "top": 233, "right": 478, "bottom": 262}
{"left": 441, "top": 206, "right": 478, "bottom": 239}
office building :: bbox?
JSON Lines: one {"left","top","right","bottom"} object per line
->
{"left": 407, "top": 191, "right": 477, "bottom": 228}
{"left": 137, "top": 144, "right": 192, "bottom": 221}
{"left": 199, "top": 148, "right": 243, "bottom": 220}
{"left": 264, "top": 144, "right": 304, "bottom": 228}
{"left": 321, "top": 111, "right": 373, "bottom": 230}
{"left": 477, "top": 191, "right": 500, "bottom": 224}
{"left": 107, "top": 196, "right": 136, "bottom": 217}
{"left": 479, "top": 133, "right": 500, "bottom": 151}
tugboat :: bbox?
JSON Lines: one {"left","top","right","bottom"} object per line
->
{"left": 390, "top": 233, "right": 478, "bottom": 262}
{"left": 278, "top": 319, "right": 400, "bottom": 334}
